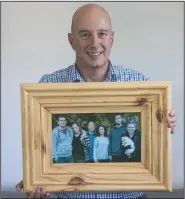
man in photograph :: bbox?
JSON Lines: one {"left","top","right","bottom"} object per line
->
{"left": 52, "top": 116, "right": 73, "bottom": 163}
{"left": 121, "top": 122, "right": 141, "bottom": 162}
{"left": 108, "top": 114, "right": 127, "bottom": 162}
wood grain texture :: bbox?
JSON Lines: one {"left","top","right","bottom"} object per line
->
{"left": 20, "top": 81, "right": 172, "bottom": 193}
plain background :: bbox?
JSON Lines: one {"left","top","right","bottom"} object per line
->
{"left": 1, "top": 2, "right": 184, "bottom": 191}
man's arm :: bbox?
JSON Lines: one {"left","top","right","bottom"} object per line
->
{"left": 81, "top": 134, "right": 90, "bottom": 148}
{"left": 108, "top": 129, "right": 112, "bottom": 159}
{"left": 93, "top": 137, "right": 98, "bottom": 162}
{"left": 52, "top": 130, "right": 58, "bottom": 161}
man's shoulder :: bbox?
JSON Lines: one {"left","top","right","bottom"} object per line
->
{"left": 110, "top": 125, "right": 126, "bottom": 130}
{"left": 111, "top": 64, "right": 150, "bottom": 81}
{"left": 52, "top": 127, "right": 59, "bottom": 134}
{"left": 38, "top": 65, "right": 75, "bottom": 83}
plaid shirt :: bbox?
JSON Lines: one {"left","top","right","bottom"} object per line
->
{"left": 39, "top": 60, "right": 149, "bottom": 199}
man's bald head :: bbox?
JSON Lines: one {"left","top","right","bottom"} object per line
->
{"left": 68, "top": 3, "right": 114, "bottom": 71}
{"left": 71, "top": 4, "right": 112, "bottom": 33}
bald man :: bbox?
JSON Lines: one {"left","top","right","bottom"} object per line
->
{"left": 16, "top": 3, "right": 176, "bottom": 199}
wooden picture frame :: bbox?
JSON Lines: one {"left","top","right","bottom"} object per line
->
{"left": 20, "top": 81, "right": 172, "bottom": 193}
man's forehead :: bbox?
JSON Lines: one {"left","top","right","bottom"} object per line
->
{"left": 74, "top": 20, "right": 112, "bottom": 34}
{"left": 71, "top": 5, "right": 112, "bottom": 33}
{"left": 78, "top": 29, "right": 109, "bottom": 33}
{"left": 128, "top": 124, "right": 135, "bottom": 127}
{"left": 59, "top": 117, "right": 66, "bottom": 120}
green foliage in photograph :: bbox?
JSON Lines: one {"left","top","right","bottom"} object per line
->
{"left": 52, "top": 112, "right": 141, "bottom": 134}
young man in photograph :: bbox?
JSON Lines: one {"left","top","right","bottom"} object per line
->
{"left": 16, "top": 3, "right": 176, "bottom": 199}
{"left": 108, "top": 114, "right": 127, "bottom": 162}
{"left": 121, "top": 122, "right": 141, "bottom": 162}
{"left": 52, "top": 116, "right": 73, "bottom": 163}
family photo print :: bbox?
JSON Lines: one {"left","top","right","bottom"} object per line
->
{"left": 52, "top": 112, "right": 141, "bottom": 164}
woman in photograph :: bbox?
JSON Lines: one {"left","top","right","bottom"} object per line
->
{"left": 71, "top": 123, "right": 90, "bottom": 163}
{"left": 93, "top": 125, "right": 109, "bottom": 163}
{"left": 121, "top": 121, "right": 141, "bottom": 162}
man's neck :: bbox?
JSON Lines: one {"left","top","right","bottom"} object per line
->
{"left": 58, "top": 126, "right": 66, "bottom": 131}
{"left": 116, "top": 124, "right": 122, "bottom": 128}
{"left": 75, "top": 60, "right": 109, "bottom": 82}
{"left": 129, "top": 131, "right": 134, "bottom": 138}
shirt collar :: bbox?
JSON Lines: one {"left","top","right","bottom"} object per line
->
{"left": 71, "top": 60, "right": 117, "bottom": 83}
{"left": 58, "top": 127, "right": 67, "bottom": 133}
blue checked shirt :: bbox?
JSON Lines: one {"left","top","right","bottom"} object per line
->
{"left": 39, "top": 60, "right": 149, "bottom": 199}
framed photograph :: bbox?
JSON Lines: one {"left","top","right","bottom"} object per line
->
{"left": 20, "top": 81, "right": 172, "bottom": 193}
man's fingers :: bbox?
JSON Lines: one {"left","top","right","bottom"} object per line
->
{"left": 169, "top": 108, "right": 175, "bottom": 117}
{"left": 167, "top": 117, "right": 176, "bottom": 124}
{"left": 171, "top": 127, "right": 175, "bottom": 134}
{"left": 45, "top": 192, "right": 51, "bottom": 198}
{"left": 40, "top": 187, "right": 46, "bottom": 198}
{"left": 28, "top": 191, "right": 35, "bottom": 198}
{"left": 15, "top": 180, "right": 23, "bottom": 192}
{"left": 34, "top": 186, "right": 41, "bottom": 198}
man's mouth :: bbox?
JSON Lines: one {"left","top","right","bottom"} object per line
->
{"left": 87, "top": 52, "right": 103, "bottom": 56}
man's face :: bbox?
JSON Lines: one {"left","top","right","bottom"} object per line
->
{"left": 58, "top": 117, "right": 67, "bottom": 127}
{"left": 127, "top": 124, "right": 136, "bottom": 134}
{"left": 88, "top": 121, "right": 95, "bottom": 132}
{"left": 72, "top": 124, "right": 80, "bottom": 133}
{"left": 68, "top": 8, "right": 114, "bottom": 69}
{"left": 115, "top": 115, "right": 122, "bottom": 125}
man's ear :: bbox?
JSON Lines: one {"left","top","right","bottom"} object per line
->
{"left": 68, "top": 33, "right": 75, "bottom": 50}
{"left": 111, "top": 31, "right": 115, "bottom": 46}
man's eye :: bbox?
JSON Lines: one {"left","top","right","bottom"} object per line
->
{"left": 99, "top": 32, "right": 107, "bottom": 37}
{"left": 80, "top": 34, "right": 89, "bottom": 39}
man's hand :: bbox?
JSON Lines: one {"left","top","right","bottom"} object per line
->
{"left": 15, "top": 180, "right": 51, "bottom": 198}
{"left": 167, "top": 108, "right": 176, "bottom": 134}
{"left": 54, "top": 157, "right": 58, "bottom": 163}
{"left": 94, "top": 159, "right": 99, "bottom": 163}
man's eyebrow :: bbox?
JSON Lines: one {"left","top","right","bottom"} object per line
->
{"left": 98, "top": 29, "right": 109, "bottom": 32}
{"left": 78, "top": 29, "right": 89, "bottom": 34}
{"left": 78, "top": 29, "right": 109, "bottom": 34}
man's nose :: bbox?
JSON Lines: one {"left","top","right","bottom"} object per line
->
{"left": 90, "top": 35, "right": 100, "bottom": 47}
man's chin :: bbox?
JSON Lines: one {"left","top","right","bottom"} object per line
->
{"left": 88, "top": 61, "right": 105, "bottom": 68}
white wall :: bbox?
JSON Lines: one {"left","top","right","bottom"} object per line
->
{"left": 2, "top": 2, "right": 184, "bottom": 191}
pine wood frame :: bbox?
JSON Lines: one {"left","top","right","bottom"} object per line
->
{"left": 20, "top": 81, "right": 172, "bottom": 193}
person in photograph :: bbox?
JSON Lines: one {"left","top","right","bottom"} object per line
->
{"left": 86, "top": 121, "right": 97, "bottom": 163}
{"left": 108, "top": 114, "right": 127, "bottom": 162}
{"left": 121, "top": 122, "right": 141, "bottom": 162}
{"left": 72, "top": 123, "right": 90, "bottom": 163}
{"left": 52, "top": 116, "right": 73, "bottom": 163}
{"left": 121, "top": 136, "right": 135, "bottom": 161}
{"left": 93, "top": 125, "right": 109, "bottom": 163}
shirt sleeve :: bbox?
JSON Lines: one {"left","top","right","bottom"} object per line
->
{"left": 38, "top": 74, "right": 50, "bottom": 83}
{"left": 52, "top": 129, "right": 58, "bottom": 159}
{"left": 93, "top": 137, "right": 98, "bottom": 161}
{"left": 81, "top": 135, "right": 90, "bottom": 148}
{"left": 108, "top": 130, "right": 112, "bottom": 155}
